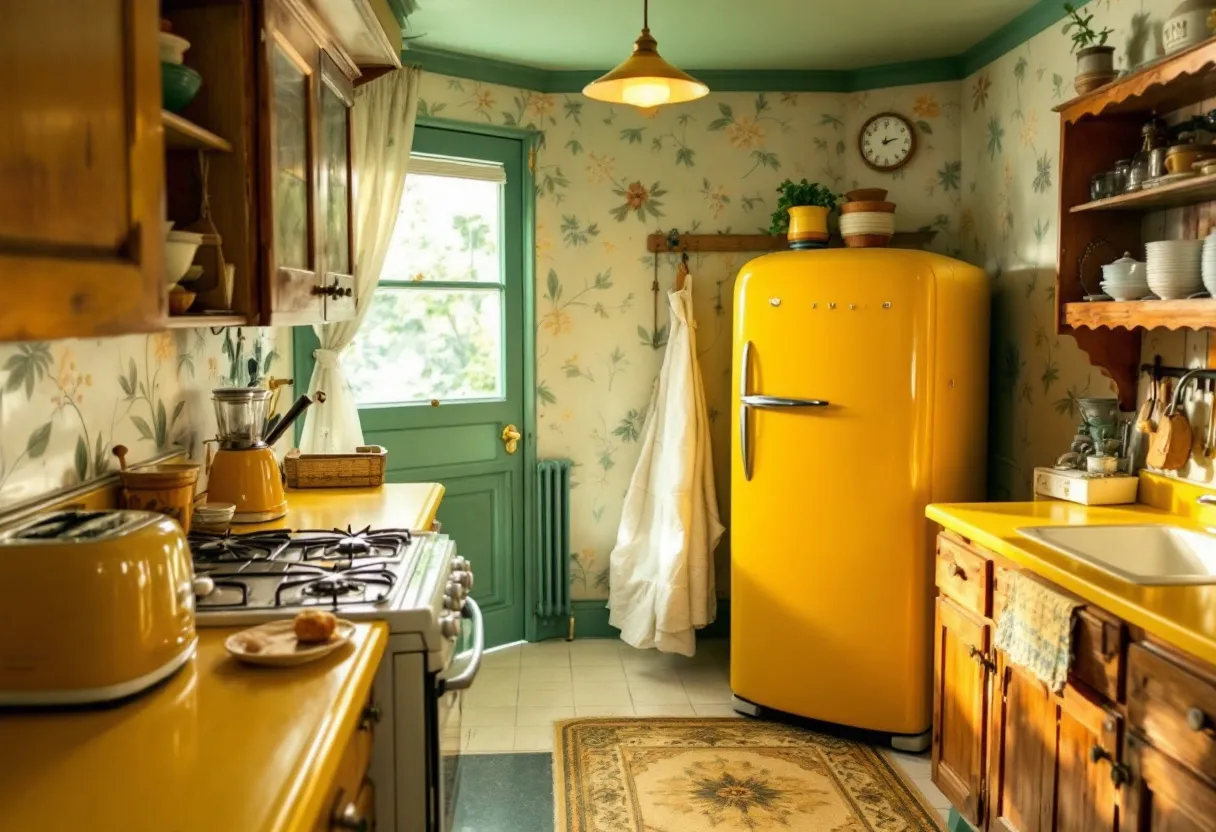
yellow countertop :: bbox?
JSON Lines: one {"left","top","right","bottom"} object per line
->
{"left": 248, "top": 481, "right": 445, "bottom": 534}
{"left": 0, "top": 622, "right": 387, "bottom": 832}
{"left": 926, "top": 493, "right": 1216, "bottom": 666}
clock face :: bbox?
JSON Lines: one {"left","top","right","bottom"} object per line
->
{"left": 859, "top": 113, "right": 916, "bottom": 172}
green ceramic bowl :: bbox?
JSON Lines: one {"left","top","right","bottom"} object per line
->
{"left": 161, "top": 62, "right": 202, "bottom": 113}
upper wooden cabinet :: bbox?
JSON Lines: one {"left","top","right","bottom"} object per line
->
{"left": 259, "top": 0, "right": 359, "bottom": 326}
{"left": 0, "top": 0, "right": 385, "bottom": 342}
{"left": 0, "top": 0, "right": 165, "bottom": 341}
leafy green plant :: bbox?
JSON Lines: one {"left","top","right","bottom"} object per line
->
{"left": 768, "top": 179, "right": 840, "bottom": 235}
{"left": 1061, "top": 3, "right": 1112, "bottom": 54}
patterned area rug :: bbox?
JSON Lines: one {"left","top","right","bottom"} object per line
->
{"left": 554, "top": 718, "right": 941, "bottom": 832}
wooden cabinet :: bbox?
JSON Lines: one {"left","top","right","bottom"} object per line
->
{"left": 930, "top": 529, "right": 1216, "bottom": 832}
{"left": 0, "top": 0, "right": 377, "bottom": 341}
{"left": 314, "top": 696, "right": 377, "bottom": 831}
{"left": 0, "top": 0, "right": 165, "bottom": 342}
{"left": 1055, "top": 684, "right": 1122, "bottom": 832}
{"left": 987, "top": 657, "right": 1055, "bottom": 832}
{"left": 260, "top": 0, "right": 359, "bottom": 326}
{"left": 1125, "top": 736, "right": 1216, "bottom": 832}
{"left": 933, "top": 596, "right": 992, "bottom": 826}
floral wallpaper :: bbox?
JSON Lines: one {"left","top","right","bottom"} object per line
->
{"left": 0, "top": 327, "right": 291, "bottom": 509}
{"left": 418, "top": 72, "right": 963, "bottom": 599}
{"left": 957, "top": 0, "right": 1198, "bottom": 499}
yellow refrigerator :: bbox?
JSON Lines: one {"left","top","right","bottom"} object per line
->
{"left": 729, "top": 248, "right": 989, "bottom": 751}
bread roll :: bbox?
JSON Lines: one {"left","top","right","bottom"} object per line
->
{"left": 294, "top": 609, "right": 337, "bottom": 643}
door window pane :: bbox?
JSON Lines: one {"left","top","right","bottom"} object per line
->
{"left": 347, "top": 287, "right": 503, "bottom": 405}
{"left": 379, "top": 174, "right": 503, "bottom": 284}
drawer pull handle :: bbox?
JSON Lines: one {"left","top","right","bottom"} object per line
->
{"left": 952, "top": 563, "right": 967, "bottom": 579}
{"left": 331, "top": 790, "right": 368, "bottom": 831}
{"left": 1187, "top": 707, "right": 1211, "bottom": 733}
{"left": 1089, "top": 745, "right": 1130, "bottom": 787}
{"left": 967, "top": 645, "right": 995, "bottom": 673}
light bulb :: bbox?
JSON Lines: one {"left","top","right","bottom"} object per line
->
{"left": 621, "top": 79, "right": 672, "bottom": 108}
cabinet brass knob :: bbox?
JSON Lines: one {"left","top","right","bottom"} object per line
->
{"left": 1187, "top": 707, "right": 1210, "bottom": 732}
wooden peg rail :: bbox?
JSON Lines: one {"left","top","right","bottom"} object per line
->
{"left": 646, "top": 230, "right": 937, "bottom": 253}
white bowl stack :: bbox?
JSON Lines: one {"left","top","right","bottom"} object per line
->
{"left": 1203, "top": 232, "right": 1216, "bottom": 296}
{"left": 1146, "top": 239, "right": 1204, "bottom": 299}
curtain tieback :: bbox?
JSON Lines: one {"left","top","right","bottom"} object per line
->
{"left": 313, "top": 348, "right": 342, "bottom": 368}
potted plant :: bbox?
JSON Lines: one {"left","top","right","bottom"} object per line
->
{"left": 769, "top": 179, "right": 840, "bottom": 249}
{"left": 1062, "top": 2, "right": 1116, "bottom": 94}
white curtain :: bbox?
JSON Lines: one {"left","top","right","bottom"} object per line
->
{"left": 607, "top": 274, "right": 724, "bottom": 656}
{"left": 299, "top": 66, "right": 421, "bottom": 452}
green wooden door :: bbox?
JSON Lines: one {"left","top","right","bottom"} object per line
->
{"left": 296, "top": 124, "right": 534, "bottom": 647}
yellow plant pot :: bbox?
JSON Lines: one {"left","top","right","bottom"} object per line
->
{"left": 787, "top": 205, "right": 830, "bottom": 244}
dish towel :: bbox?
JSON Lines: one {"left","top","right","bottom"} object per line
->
{"left": 993, "top": 573, "right": 1081, "bottom": 692}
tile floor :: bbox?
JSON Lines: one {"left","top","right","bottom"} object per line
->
{"left": 459, "top": 637, "right": 952, "bottom": 827}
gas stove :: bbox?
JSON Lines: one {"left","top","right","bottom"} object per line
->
{"left": 190, "top": 526, "right": 417, "bottom": 612}
{"left": 188, "top": 526, "right": 474, "bottom": 653}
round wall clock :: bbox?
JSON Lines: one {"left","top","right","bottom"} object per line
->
{"left": 858, "top": 112, "right": 917, "bottom": 172}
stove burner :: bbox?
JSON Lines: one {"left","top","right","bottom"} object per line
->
{"left": 189, "top": 529, "right": 293, "bottom": 563}
{"left": 294, "top": 525, "right": 413, "bottom": 562}
{"left": 304, "top": 576, "right": 364, "bottom": 597}
{"left": 335, "top": 537, "right": 371, "bottom": 556}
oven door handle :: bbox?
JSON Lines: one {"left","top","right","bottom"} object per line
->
{"left": 438, "top": 597, "right": 484, "bottom": 694}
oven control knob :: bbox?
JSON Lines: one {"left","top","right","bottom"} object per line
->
{"left": 453, "top": 570, "right": 474, "bottom": 591}
{"left": 452, "top": 556, "right": 470, "bottom": 572}
{"left": 440, "top": 614, "right": 461, "bottom": 639}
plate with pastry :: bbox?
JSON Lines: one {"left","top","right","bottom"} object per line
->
{"left": 225, "top": 610, "right": 355, "bottom": 667}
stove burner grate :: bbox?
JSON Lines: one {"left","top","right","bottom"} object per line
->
{"left": 189, "top": 529, "right": 293, "bottom": 563}
{"left": 294, "top": 525, "right": 413, "bottom": 561}
{"left": 274, "top": 562, "right": 397, "bottom": 608}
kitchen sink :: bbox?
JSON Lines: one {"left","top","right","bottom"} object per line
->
{"left": 1017, "top": 524, "right": 1216, "bottom": 585}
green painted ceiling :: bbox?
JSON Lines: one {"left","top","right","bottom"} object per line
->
{"left": 405, "top": 0, "right": 1040, "bottom": 72}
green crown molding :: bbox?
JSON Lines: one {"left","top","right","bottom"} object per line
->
{"left": 401, "top": 0, "right": 1089, "bottom": 93}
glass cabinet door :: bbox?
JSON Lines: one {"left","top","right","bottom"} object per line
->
{"left": 270, "top": 41, "right": 312, "bottom": 273}
{"left": 319, "top": 52, "right": 355, "bottom": 321}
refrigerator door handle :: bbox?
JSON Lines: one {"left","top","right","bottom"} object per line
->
{"left": 741, "top": 395, "right": 831, "bottom": 409}
{"left": 740, "top": 341, "right": 754, "bottom": 481}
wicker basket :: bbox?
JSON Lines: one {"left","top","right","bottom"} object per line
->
{"left": 283, "top": 445, "right": 388, "bottom": 489}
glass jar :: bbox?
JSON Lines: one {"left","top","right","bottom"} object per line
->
{"left": 1091, "top": 172, "right": 1110, "bottom": 201}
{"left": 1113, "top": 159, "right": 1132, "bottom": 192}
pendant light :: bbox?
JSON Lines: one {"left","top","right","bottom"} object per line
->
{"left": 582, "top": 0, "right": 709, "bottom": 110}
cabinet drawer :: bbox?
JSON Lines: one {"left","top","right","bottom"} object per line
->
{"left": 935, "top": 534, "right": 992, "bottom": 617}
{"left": 1127, "top": 642, "right": 1216, "bottom": 782}
{"left": 1070, "top": 607, "right": 1124, "bottom": 703}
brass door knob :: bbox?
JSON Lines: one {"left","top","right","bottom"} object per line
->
{"left": 501, "top": 424, "right": 521, "bottom": 454}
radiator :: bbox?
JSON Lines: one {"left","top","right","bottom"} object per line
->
{"left": 535, "top": 458, "right": 573, "bottom": 619}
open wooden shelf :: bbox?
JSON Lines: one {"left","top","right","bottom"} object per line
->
{"left": 1064, "top": 299, "right": 1216, "bottom": 331}
{"left": 645, "top": 230, "right": 937, "bottom": 253}
{"left": 163, "top": 111, "right": 232, "bottom": 152}
{"left": 163, "top": 313, "right": 246, "bottom": 330}
{"left": 1071, "top": 172, "right": 1216, "bottom": 213}
{"left": 1055, "top": 37, "right": 1216, "bottom": 122}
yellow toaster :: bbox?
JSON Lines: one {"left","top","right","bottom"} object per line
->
{"left": 0, "top": 510, "right": 197, "bottom": 705}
